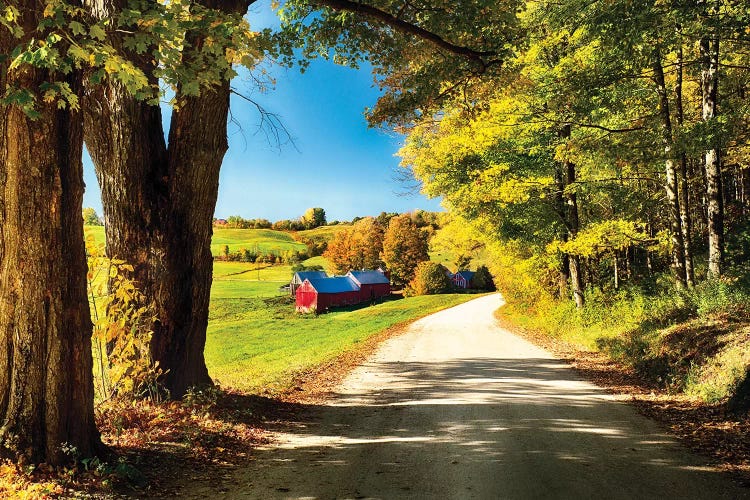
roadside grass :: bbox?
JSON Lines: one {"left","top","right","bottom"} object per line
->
{"left": 205, "top": 291, "right": 481, "bottom": 394}
{"left": 500, "top": 278, "right": 750, "bottom": 406}
{"left": 210, "top": 228, "right": 307, "bottom": 256}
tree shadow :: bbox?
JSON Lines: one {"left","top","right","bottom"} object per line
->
{"left": 167, "top": 357, "right": 748, "bottom": 499}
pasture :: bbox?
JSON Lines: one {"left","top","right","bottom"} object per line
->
{"left": 84, "top": 226, "right": 477, "bottom": 395}
{"left": 208, "top": 260, "right": 479, "bottom": 392}
{"left": 210, "top": 228, "right": 307, "bottom": 256}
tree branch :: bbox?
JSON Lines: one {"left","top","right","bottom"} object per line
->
{"left": 308, "top": 0, "right": 499, "bottom": 67}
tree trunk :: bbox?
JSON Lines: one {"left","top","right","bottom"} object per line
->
{"left": 553, "top": 163, "right": 570, "bottom": 298}
{"left": 560, "top": 125, "right": 585, "bottom": 308}
{"left": 83, "top": 0, "right": 250, "bottom": 398}
{"left": 149, "top": 83, "right": 232, "bottom": 397}
{"left": 674, "top": 36, "right": 695, "bottom": 287}
{"left": 652, "top": 47, "right": 687, "bottom": 287}
{"left": 701, "top": 15, "right": 723, "bottom": 278}
{"left": 0, "top": 4, "right": 101, "bottom": 464}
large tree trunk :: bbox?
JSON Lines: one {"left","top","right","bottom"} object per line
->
{"left": 83, "top": 0, "right": 250, "bottom": 398}
{"left": 652, "top": 47, "right": 687, "bottom": 288}
{"left": 701, "top": 13, "right": 723, "bottom": 278}
{"left": 0, "top": 3, "right": 101, "bottom": 464}
{"left": 150, "top": 83, "right": 231, "bottom": 397}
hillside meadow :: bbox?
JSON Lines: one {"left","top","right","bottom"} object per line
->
{"left": 210, "top": 228, "right": 307, "bottom": 256}
{"left": 207, "top": 259, "right": 480, "bottom": 392}
{"left": 84, "top": 225, "right": 481, "bottom": 394}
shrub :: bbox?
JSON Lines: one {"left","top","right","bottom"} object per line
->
{"left": 686, "top": 279, "right": 749, "bottom": 317}
{"left": 409, "top": 261, "right": 451, "bottom": 296}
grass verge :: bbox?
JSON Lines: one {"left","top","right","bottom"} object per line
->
{"left": 205, "top": 293, "right": 483, "bottom": 394}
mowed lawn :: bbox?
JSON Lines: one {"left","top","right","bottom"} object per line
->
{"left": 206, "top": 261, "right": 480, "bottom": 393}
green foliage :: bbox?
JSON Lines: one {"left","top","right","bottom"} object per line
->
{"left": 471, "top": 265, "right": 496, "bottom": 291}
{"left": 3, "top": 0, "right": 267, "bottom": 117}
{"left": 686, "top": 279, "right": 750, "bottom": 317}
{"left": 301, "top": 207, "right": 327, "bottom": 229}
{"left": 82, "top": 207, "right": 103, "bottom": 226}
{"left": 223, "top": 216, "right": 272, "bottom": 229}
{"left": 291, "top": 263, "right": 324, "bottom": 273}
{"left": 274, "top": 0, "right": 519, "bottom": 126}
{"left": 407, "top": 261, "right": 451, "bottom": 296}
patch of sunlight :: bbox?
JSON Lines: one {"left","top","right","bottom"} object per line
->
{"left": 546, "top": 420, "right": 626, "bottom": 437}
{"left": 275, "top": 434, "right": 435, "bottom": 450}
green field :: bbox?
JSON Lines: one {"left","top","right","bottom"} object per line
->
{"left": 85, "top": 225, "right": 312, "bottom": 258}
{"left": 86, "top": 225, "right": 483, "bottom": 395}
{"left": 205, "top": 287, "right": 480, "bottom": 393}
{"left": 84, "top": 225, "right": 106, "bottom": 249}
{"left": 211, "top": 228, "right": 307, "bottom": 256}
{"left": 296, "top": 224, "right": 349, "bottom": 242}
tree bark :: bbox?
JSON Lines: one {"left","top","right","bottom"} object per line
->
{"left": 553, "top": 162, "right": 570, "bottom": 298}
{"left": 674, "top": 35, "right": 695, "bottom": 287}
{"left": 560, "top": 125, "right": 585, "bottom": 308}
{"left": 0, "top": 2, "right": 101, "bottom": 464}
{"left": 652, "top": 47, "right": 687, "bottom": 288}
{"left": 701, "top": 12, "right": 723, "bottom": 278}
{"left": 83, "top": 0, "right": 250, "bottom": 398}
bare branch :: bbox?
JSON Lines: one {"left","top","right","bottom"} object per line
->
{"left": 229, "top": 89, "right": 299, "bottom": 153}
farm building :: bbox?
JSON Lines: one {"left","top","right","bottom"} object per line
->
{"left": 346, "top": 270, "right": 391, "bottom": 302}
{"left": 451, "top": 270, "right": 475, "bottom": 289}
{"left": 290, "top": 270, "right": 329, "bottom": 295}
{"left": 295, "top": 277, "right": 362, "bottom": 313}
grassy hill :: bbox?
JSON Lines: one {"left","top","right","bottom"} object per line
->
{"left": 296, "top": 224, "right": 350, "bottom": 243}
{"left": 86, "top": 223, "right": 485, "bottom": 395}
{"left": 211, "top": 228, "right": 307, "bottom": 256}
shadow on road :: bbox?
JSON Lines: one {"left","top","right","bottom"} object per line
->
{"left": 209, "top": 357, "right": 748, "bottom": 499}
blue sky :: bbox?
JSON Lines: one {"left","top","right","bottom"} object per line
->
{"left": 82, "top": 2, "right": 442, "bottom": 223}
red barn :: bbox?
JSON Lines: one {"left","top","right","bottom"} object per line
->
{"left": 347, "top": 270, "right": 391, "bottom": 302}
{"left": 295, "top": 277, "right": 362, "bottom": 313}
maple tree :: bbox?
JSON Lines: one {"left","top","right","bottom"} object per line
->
{"left": 324, "top": 217, "right": 385, "bottom": 274}
{"left": 381, "top": 214, "right": 429, "bottom": 285}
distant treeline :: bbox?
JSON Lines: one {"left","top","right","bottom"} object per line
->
{"left": 216, "top": 245, "right": 310, "bottom": 265}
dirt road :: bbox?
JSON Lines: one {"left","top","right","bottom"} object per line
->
{"left": 190, "top": 294, "right": 748, "bottom": 499}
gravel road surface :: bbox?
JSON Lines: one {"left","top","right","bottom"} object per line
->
{"left": 192, "top": 293, "right": 748, "bottom": 499}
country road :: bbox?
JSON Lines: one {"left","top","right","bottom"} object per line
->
{"left": 189, "top": 294, "right": 748, "bottom": 499}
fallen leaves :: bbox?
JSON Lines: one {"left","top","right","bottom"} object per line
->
{"left": 498, "top": 315, "right": 750, "bottom": 487}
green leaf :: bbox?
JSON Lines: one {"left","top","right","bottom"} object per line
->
{"left": 89, "top": 24, "right": 106, "bottom": 41}
{"left": 69, "top": 20, "right": 86, "bottom": 36}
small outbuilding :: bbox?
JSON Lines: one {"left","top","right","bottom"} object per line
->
{"left": 290, "top": 270, "right": 329, "bottom": 296}
{"left": 295, "top": 276, "right": 362, "bottom": 313}
{"left": 451, "top": 270, "right": 475, "bottom": 289}
{"left": 347, "top": 270, "right": 391, "bottom": 302}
